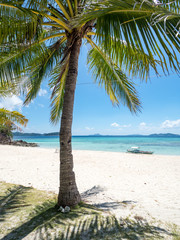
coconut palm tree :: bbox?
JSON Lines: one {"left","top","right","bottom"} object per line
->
{"left": 0, "top": 0, "right": 179, "bottom": 206}
{"left": 0, "top": 108, "right": 28, "bottom": 141}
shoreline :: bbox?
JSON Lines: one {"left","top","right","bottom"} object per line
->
{"left": 0, "top": 145, "right": 180, "bottom": 226}
{"left": 13, "top": 135, "right": 180, "bottom": 156}
{"left": 8, "top": 142, "right": 180, "bottom": 157}
{"left": 11, "top": 144, "right": 180, "bottom": 157}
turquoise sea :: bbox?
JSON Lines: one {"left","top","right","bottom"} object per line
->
{"left": 13, "top": 135, "right": 180, "bottom": 156}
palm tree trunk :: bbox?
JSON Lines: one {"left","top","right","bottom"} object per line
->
{"left": 58, "top": 36, "right": 82, "bottom": 207}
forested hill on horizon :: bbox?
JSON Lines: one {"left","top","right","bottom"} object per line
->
{"left": 13, "top": 132, "right": 180, "bottom": 138}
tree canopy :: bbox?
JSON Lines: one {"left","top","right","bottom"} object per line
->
{"left": 0, "top": 0, "right": 179, "bottom": 121}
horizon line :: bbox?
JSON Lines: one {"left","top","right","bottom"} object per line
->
{"left": 13, "top": 132, "right": 180, "bottom": 137}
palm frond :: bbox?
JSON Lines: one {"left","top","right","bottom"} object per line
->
{"left": 42, "top": 22, "right": 63, "bottom": 29}
{"left": 25, "top": 0, "right": 49, "bottom": 10}
{"left": 0, "top": 82, "right": 21, "bottom": 97}
{"left": 43, "top": 12, "right": 71, "bottom": 32}
{"left": 0, "top": 30, "right": 66, "bottom": 86}
{"left": 49, "top": 54, "right": 70, "bottom": 124}
{"left": 89, "top": 35, "right": 160, "bottom": 80}
{"left": 0, "top": 108, "right": 28, "bottom": 127}
{"left": 66, "top": 0, "right": 74, "bottom": 17}
{"left": 0, "top": 45, "right": 37, "bottom": 87}
{"left": 86, "top": 39, "right": 141, "bottom": 113}
{"left": 76, "top": 0, "right": 180, "bottom": 24}
{"left": 54, "top": 0, "right": 71, "bottom": 20}
{"left": 76, "top": 0, "right": 180, "bottom": 73}
{"left": 74, "top": 0, "right": 78, "bottom": 15}
{"left": 156, "top": 0, "right": 180, "bottom": 14}
{"left": 24, "top": 37, "right": 67, "bottom": 104}
{"left": 95, "top": 1, "right": 180, "bottom": 73}
{"left": 45, "top": 4, "right": 66, "bottom": 22}
{"left": 0, "top": 3, "right": 42, "bottom": 45}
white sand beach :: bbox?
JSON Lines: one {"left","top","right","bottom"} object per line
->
{"left": 0, "top": 145, "right": 180, "bottom": 226}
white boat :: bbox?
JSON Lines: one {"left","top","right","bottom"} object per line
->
{"left": 127, "top": 147, "right": 153, "bottom": 154}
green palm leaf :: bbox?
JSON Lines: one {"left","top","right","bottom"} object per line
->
{"left": 24, "top": 37, "right": 67, "bottom": 104}
{"left": 0, "top": 3, "right": 41, "bottom": 45}
{"left": 87, "top": 43, "right": 141, "bottom": 113}
{"left": 76, "top": 0, "right": 180, "bottom": 73}
{"left": 49, "top": 54, "right": 70, "bottom": 123}
{"left": 93, "top": 36, "right": 160, "bottom": 80}
{"left": 0, "top": 108, "right": 28, "bottom": 127}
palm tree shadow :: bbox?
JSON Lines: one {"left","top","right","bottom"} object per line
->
{"left": 57, "top": 215, "right": 178, "bottom": 240}
{"left": 81, "top": 185, "right": 106, "bottom": 198}
{"left": 1, "top": 202, "right": 100, "bottom": 240}
{"left": 0, "top": 185, "right": 178, "bottom": 240}
{"left": 0, "top": 185, "right": 31, "bottom": 222}
{"left": 1, "top": 202, "right": 177, "bottom": 240}
{"left": 81, "top": 185, "right": 137, "bottom": 211}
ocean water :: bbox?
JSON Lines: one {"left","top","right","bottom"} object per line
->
{"left": 13, "top": 135, "right": 180, "bottom": 156}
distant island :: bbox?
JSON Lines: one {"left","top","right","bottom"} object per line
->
{"left": 13, "top": 132, "right": 59, "bottom": 137}
{"left": 13, "top": 132, "right": 180, "bottom": 138}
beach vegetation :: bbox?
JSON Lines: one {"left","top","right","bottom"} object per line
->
{"left": 0, "top": 0, "right": 180, "bottom": 207}
{"left": 0, "top": 108, "right": 28, "bottom": 142}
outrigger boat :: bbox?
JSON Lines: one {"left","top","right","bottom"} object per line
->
{"left": 127, "top": 147, "right": 153, "bottom": 154}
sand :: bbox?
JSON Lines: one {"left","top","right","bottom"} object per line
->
{"left": 0, "top": 145, "right": 180, "bottom": 225}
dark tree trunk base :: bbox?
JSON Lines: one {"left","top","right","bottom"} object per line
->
{"left": 58, "top": 190, "right": 81, "bottom": 207}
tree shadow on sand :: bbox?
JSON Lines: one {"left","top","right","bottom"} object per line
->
{"left": 0, "top": 185, "right": 31, "bottom": 222}
{"left": 81, "top": 185, "right": 137, "bottom": 211}
{"left": 58, "top": 214, "right": 176, "bottom": 240}
{"left": 1, "top": 204, "right": 177, "bottom": 240}
{"left": 0, "top": 184, "right": 178, "bottom": 240}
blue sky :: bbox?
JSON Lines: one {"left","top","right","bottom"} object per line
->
{"left": 0, "top": 45, "right": 180, "bottom": 135}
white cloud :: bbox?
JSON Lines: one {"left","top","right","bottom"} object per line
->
{"left": 85, "top": 127, "right": 94, "bottom": 131}
{"left": 0, "top": 95, "right": 23, "bottom": 111}
{"left": 38, "top": 103, "right": 44, "bottom": 108}
{"left": 161, "top": 119, "right": 180, "bottom": 129}
{"left": 140, "top": 122, "right": 146, "bottom": 127}
{"left": 38, "top": 88, "right": 47, "bottom": 97}
{"left": 111, "top": 122, "right": 119, "bottom": 127}
{"left": 120, "top": 124, "right": 131, "bottom": 128}
{"left": 111, "top": 123, "right": 131, "bottom": 129}
{"left": 139, "top": 122, "right": 150, "bottom": 131}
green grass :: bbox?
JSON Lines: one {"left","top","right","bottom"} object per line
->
{"left": 0, "top": 181, "right": 179, "bottom": 240}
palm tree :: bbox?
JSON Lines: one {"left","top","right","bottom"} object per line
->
{"left": 0, "top": 108, "right": 28, "bottom": 141}
{"left": 0, "top": 0, "right": 179, "bottom": 206}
